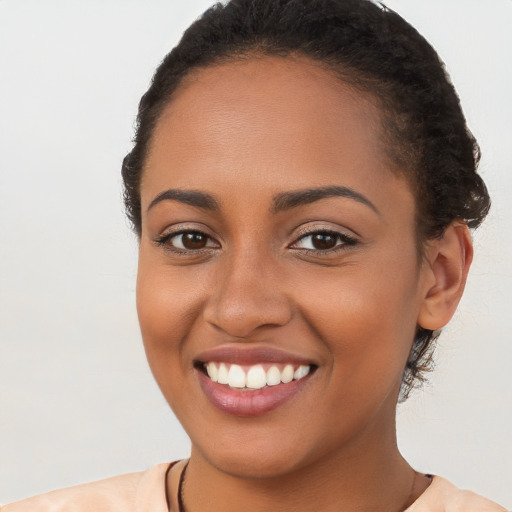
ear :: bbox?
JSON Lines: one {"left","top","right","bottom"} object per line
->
{"left": 417, "top": 221, "right": 473, "bottom": 331}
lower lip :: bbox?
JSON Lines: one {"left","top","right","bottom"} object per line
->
{"left": 197, "top": 370, "right": 311, "bottom": 417}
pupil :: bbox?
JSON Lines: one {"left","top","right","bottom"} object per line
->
{"left": 312, "top": 233, "right": 336, "bottom": 250}
{"left": 183, "top": 233, "right": 207, "bottom": 249}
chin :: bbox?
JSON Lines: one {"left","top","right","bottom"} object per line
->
{"left": 197, "top": 444, "right": 314, "bottom": 480}
{"left": 186, "top": 412, "right": 349, "bottom": 482}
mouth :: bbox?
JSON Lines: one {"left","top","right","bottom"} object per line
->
{"left": 193, "top": 348, "right": 318, "bottom": 417}
{"left": 196, "top": 361, "right": 315, "bottom": 390}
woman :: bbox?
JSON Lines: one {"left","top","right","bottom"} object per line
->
{"left": 3, "top": 0, "right": 508, "bottom": 510}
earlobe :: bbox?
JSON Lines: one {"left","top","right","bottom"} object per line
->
{"left": 417, "top": 221, "right": 473, "bottom": 331}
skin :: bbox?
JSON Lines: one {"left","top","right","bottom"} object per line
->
{"left": 136, "top": 56, "right": 472, "bottom": 511}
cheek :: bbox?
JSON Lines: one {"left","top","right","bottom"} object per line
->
{"left": 136, "top": 249, "right": 206, "bottom": 336}
{"left": 295, "top": 253, "right": 421, "bottom": 388}
{"left": 135, "top": 253, "right": 205, "bottom": 385}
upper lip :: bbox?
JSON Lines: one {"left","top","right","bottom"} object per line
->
{"left": 194, "top": 345, "right": 317, "bottom": 367}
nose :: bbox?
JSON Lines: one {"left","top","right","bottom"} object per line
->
{"left": 202, "top": 251, "right": 293, "bottom": 339}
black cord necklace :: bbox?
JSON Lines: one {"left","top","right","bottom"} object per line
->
{"left": 177, "top": 460, "right": 189, "bottom": 512}
{"left": 175, "top": 460, "right": 424, "bottom": 512}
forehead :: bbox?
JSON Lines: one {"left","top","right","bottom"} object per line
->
{"left": 141, "top": 55, "right": 412, "bottom": 216}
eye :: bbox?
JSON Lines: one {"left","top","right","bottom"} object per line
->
{"left": 155, "top": 230, "right": 219, "bottom": 251}
{"left": 291, "top": 230, "right": 357, "bottom": 251}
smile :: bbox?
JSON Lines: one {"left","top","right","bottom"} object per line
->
{"left": 194, "top": 348, "right": 317, "bottom": 416}
{"left": 203, "top": 362, "right": 312, "bottom": 390}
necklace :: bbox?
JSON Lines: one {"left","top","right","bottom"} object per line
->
{"left": 175, "top": 461, "right": 422, "bottom": 512}
{"left": 177, "top": 460, "right": 189, "bottom": 512}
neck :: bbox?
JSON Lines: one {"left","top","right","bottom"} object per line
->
{"left": 167, "top": 416, "right": 428, "bottom": 512}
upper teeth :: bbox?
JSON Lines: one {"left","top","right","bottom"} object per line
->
{"left": 205, "top": 362, "right": 311, "bottom": 390}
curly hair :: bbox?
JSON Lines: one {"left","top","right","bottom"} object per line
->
{"left": 122, "top": 0, "right": 490, "bottom": 400}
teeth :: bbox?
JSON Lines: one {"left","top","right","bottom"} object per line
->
{"left": 227, "top": 364, "right": 246, "bottom": 388}
{"left": 206, "top": 362, "right": 218, "bottom": 382}
{"left": 294, "top": 365, "right": 310, "bottom": 380}
{"left": 204, "top": 362, "right": 312, "bottom": 390}
{"left": 246, "top": 365, "right": 267, "bottom": 389}
{"left": 266, "top": 366, "right": 281, "bottom": 386}
{"left": 281, "top": 364, "right": 294, "bottom": 383}
{"left": 217, "top": 363, "right": 229, "bottom": 385}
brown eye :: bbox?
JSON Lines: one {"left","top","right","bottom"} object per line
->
{"left": 181, "top": 232, "right": 208, "bottom": 249}
{"left": 311, "top": 233, "right": 337, "bottom": 250}
{"left": 291, "top": 230, "right": 357, "bottom": 252}
{"left": 155, "top": 230, "right": 218, "bottom": 251}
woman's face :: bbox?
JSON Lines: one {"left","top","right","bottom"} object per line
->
{"left": 137, "top": 56, "right": 433, "bottom": 477}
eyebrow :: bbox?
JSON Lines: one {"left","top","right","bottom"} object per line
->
{"left": 147, "top": 189, "right": 219, "bottom": 212}
{"left": 147, "top": 185, "right": 379, "bottom": 216}
{"left": 271, "top": 185, "right": 380, "bottom": 215}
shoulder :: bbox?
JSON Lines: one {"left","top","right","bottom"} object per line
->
{"left": 1, "top": 463, "right": 171, "bottom": 512}
{"left": 407, "top": 476, "right": 508, "bottom": 512}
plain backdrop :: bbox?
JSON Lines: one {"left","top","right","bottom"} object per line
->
{"left": 1, "top": 0, "right": 511, "bottom": 507}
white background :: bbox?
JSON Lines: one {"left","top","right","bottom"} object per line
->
{"left": 0, "top": 0, "right": 511, "bottom": 507}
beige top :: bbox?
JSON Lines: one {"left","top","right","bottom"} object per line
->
{"left": 2, "top": 463, "right": 508, "bottom": 512}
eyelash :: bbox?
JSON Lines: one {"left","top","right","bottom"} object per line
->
{"left": 153, "top": 228, "right": 358, "bottom": 255}
{"left": 154, "top": 230, "right": 218, "bottom": 253}
{"left": 290, "top": 229, "right": 358, "bottom": 253}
